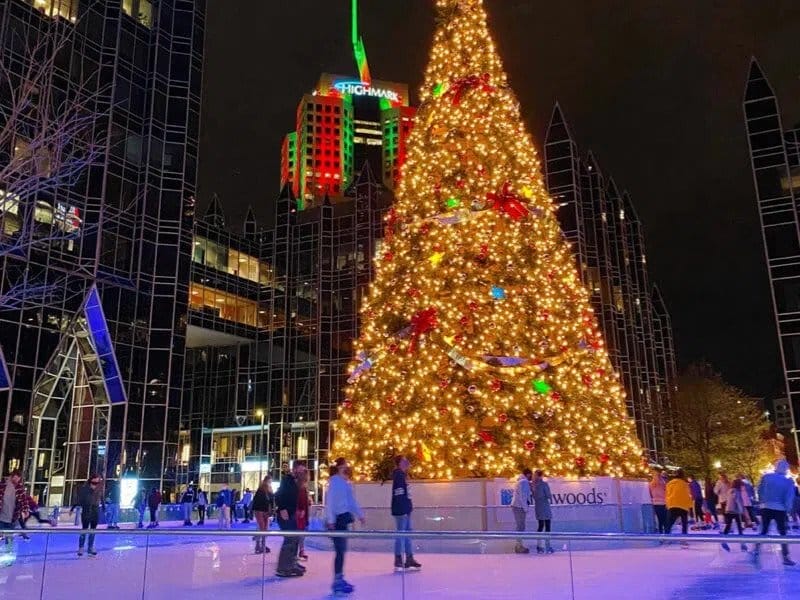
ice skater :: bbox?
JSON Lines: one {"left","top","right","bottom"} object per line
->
{"left": 252, "top": 476, "right": 273, "bottom": 554}
{"left": 532, "top": 469, "right": 553, "bottom": 554}
{"left": 70, "top": 474, "right": 103, "bottom": 557}
{"left": 196, "top": 487, "right": 208, "bottom": 525}
{"left": 136, "top": 489, "right": 148, "bottom": 528}
{"left": 753, "top": 459, "right": 795, "bottom": 566}
{"left": 147, "top": 487, "right": 161, "bottom": 528}
{"left": 720, "top": 479, "right": 748, "bottom": 553}
{"left": 0, "top": 470, "right": 29, "bottom": 553}
{"left": 326, "top": 457, "right": 365, "bottom": 595}
{"left": 666, "top": 469, "right": 692, "bottom": 547}
{"left": 18, "top": 493, "right": 55, "bottom": 539}
{"left": 216, "top": 484, "right": 232, "bottom": 529}
{"left": 180, "top": 484, "right": 196, "bottom": 526}
{"left": 649, "top": 470, "right": 668, "bottom": 535}
{"left": 391, "top": 455, "right": 422, "bottom": 569}
{"left": 275, "top": 461, "right": 304, "bottom": 578}
{"left": 510, "top": 467, "right": 532, "bottom": 553}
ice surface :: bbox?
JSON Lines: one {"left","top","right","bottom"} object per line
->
{"left": 0, "top": 522, "right": 797, "bottom": 599}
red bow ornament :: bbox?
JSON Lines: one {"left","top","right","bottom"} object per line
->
{"left": 450, "top": 73, "right": 494, "bottom": 105}
{"left": 408, "top": 307, "right": 438, "bottom": 353}
{"left": 486, "top": 182, "right": 530, "bottom": 221}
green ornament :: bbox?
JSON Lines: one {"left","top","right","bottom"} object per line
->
{"left": 532, "top": 379, "right": 551, "bottom": 394}
{"left": 445, "top": 197, "right": 461, "bottom": 209}
{"left": 433, "top": 82, "right": 445, "bottom": 97}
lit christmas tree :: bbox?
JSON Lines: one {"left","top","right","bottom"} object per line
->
{"left": 334, "top": 0, "right": 645, "bottom": 480}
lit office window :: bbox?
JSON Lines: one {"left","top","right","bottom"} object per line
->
{"left": 122, "top": 0, "right": 153, "bottom": 28}
{"left": 30, "top": 0, "right": 77, "bottom": 21}
{"left": 189, "top": 282, "right": 262, "bottom": 328}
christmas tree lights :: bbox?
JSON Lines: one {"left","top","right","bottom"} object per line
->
{"left": 333, "top": 0, "right": 645, "bottom": 480}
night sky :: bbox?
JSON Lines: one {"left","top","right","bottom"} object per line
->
{"left": 198, "top": 1, "right": 800, "bottom": 400}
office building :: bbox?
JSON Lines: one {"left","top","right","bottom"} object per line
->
{"left": 544, "top": 104, "right": 677, "bottom": 462}
{"left": 0, "top": 0, "right": 204, "bottom": 504}
{"left": 743, "top": 59, "right": 800, "bottom": 453}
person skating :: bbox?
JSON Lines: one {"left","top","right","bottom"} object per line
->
{"left": 738, "top": 473, "right": 759, "bottom": 530}
{"left": 231, "top": 488, "right": 240, "bottom": 524}
{"left": 105, "top": 480, "right": 120, "bottom": 529}
{"left": 714, "top": 473, "right": 731, "bottom": 515}
{"left": 532, "top": 470, "right": 553, "bottom": 554}
{"left": 180, "top": 484, "right": 196, "bottom": 526}
{"left": 18, "top": 493, "right": 55, "bottom": 539}
{"left": 0, "top": 470, "right": 29, "bottom": 552}
{"left": 252, "top": 476, "right": 274, "bottom": 554}
{"left": 326, "top": 458, "right": 365, "bottom": 596}
{"left": 666, "top": 469, "right": 692, "bottom": 547}
{"left": 275, "top": 462, "right": 304, "bottom": 577}
{"left": 216, "top": 484, "right": 232, "bottom": 529}
{"left": 296, "top": 466, "right": 311, "bottom": 561}
{"left": 688, "top": 476, "right": 704, "bottom": 526}
{"left": 720, "top": 479, "right": 748, "bottom": 553}
{"left": 196, "top": 488, "right": 207, "bottom": 525}
{"left": 753, "top": 459, "right": 796, "bottom": 566}
{"left": 392, "top": 455, "right": 422, "bottom": 569}
{"left": 241, "top": 488, "right": 253, "bottom": 524}
{"left": 147, "top": 487, "right": 161, "bottom": 528}
{"left": 70, "top": 474, "right": 103, "bottom": 557}
{"left": 510, "top": 467, "right": 532, "bottom": 554}
{"left": 704, "top": 481, "right": 720, "bottom": 529}
{"left": 649, "top": 470, "right": 668, "bottom": 535}
{"left": 136, "top": 489, "right": 148, "bottom": 528}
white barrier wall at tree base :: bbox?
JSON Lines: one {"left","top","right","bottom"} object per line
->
{"left": 310, "top": 477, "right": 654, "bottom": 553}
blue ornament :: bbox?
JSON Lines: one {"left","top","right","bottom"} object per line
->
{"left": 491, "top": 286, "right": 506, "bottom": 300}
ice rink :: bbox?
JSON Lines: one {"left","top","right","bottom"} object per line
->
{"left": 0, "top": 524, "right": 797, "bottom": 599}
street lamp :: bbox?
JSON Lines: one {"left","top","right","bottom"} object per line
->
{"left": 256, "top": 409, "right": 265, "bottom": 484}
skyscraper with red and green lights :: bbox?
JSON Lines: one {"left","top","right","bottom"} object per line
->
{"left": 280, "top": 1, "right": 416, "bottom": 209}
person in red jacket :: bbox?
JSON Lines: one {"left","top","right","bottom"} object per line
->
{"left": 0, "top": 470, "right": 29, "bottom": 549}
{"left": 296, "top": 465, "right": 310, "bottom": 561}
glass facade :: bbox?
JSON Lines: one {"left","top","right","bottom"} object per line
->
{"left": 0, "top": 0, "right": 205, "bottom": 504}
{"left": 743, "top": 59, "right": 800, "bottom": 450}
{"left": 543, "top": 105, "right": 676, "bottom": 463}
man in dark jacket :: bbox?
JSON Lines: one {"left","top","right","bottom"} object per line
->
{"left": 105, "top": 479, "right": 121, "bottom": 529}
{"left": 180, "top": 485, "right": 196, "bottom": 526}
{"left": 391, "top": 455, "right": 421, "bottom": 571}
{"left": 274, "top": 462, "right": 304, "bottom": 577}
{"left": 70, "top": 474, "right": 104, "bottom": 556}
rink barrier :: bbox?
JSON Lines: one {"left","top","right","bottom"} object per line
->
{"left": 0, "top": 528, "right": 798, "bottom": 545}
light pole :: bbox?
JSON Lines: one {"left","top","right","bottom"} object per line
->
{"left": 256, "top": 409, "right": 265, "bottom": 485}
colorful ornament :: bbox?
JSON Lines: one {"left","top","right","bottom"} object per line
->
{"left": 383, "top": 251, "right": 394, "bottom": 262}
{"left": 486, "top": 182, "right": 530, "bottom": 221}
{"left": 408, "top": 307, "right": 438, "bottom": 353}
{"left": 524, "top": 440, "right": 535, "bottom": 451}
{"left": 498, "top": 413, "right": 508, "bottom": 423}
{"left": 478, "top": 430, "right": 495, "bottom": 444}
{"left": 490, "top": 286, "right": 506, "bottom": 300}
{"left": 532, "top": 379, "right": 552, "bottom": 394}
{"left": 600, "top": 453, "right": 610, "bottom": 464}
{"left": 582, "top": 374, "right": 593, "bottom": 387}
{"left": 575, "top": 456, "right": 587, "bottom": 469}
{"left": 445, "top": 196, "right": 461, "bottom": 209}
{"left": 550, "top": 391, "right": 562, "bottom": 402}
{"left": 429, "top": 251, "right": 445, "bottom": 266}
{"left": 449, "top": 73, "right": 494, "bottom": 105}
{"left": 490, "top": 378, "right": 503, "bottom": 392}
{"left": 468, "top": 384, "right": 478, "bottom": 394}
{"left": 432, "top": 82, "right": 446, "bottom": 97}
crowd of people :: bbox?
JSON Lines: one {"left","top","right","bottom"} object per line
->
{"left": 648, "top": 459, "right": 797, "bottom": 566}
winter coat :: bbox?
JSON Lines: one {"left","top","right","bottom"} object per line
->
{"left": 296, "top": 486, "right": 310, "bottom": 530}
{"left": 215, "top": 488, "right": 231, "bottom": 508}
{"left": 689, "top": 480, "right": 703, "bottom": 501}
{"left": 714, "top": 480, "right": 731, "bottom": 504}
{"left": 0, "top": 480, "right": 29, "bottom": 523}
{"left": 758, "top": 473, "right": 795, "bottom": 512}
{"left": 196, "top": 491, "right": 208, "bottom": 507}
{"left": 275, "top": 474, "right": 299, "bottom": 518}
{"left": 511, "top": 475, "right": 532, "bottom": 509}
{"left": 724, "top": 488, "right": 745, "bottom": 516}
{"left": 665, "top": 478, "right": 692, "bottom": 511}
{"left": 148, "top": 490, "right": 162, "bottom": 510}
{"left": 532, "top": 480, "right": 552, "bottom": 520}
{"left": 648, "top": 479, "right": 666, "bottom": 505}
{"left": 325, "top": 474, "right": 363, "bottom": 526}
{"left": 180, "top": 488, "right": 196, "bottom": 504}
{"left": 72, "top": 483, "right": 103, "bottom": 519}
{"left": 252, "top": 488, "right": 273, "bottom": 513}
{"left": 391, "top": 468, "right": 413, "bottom": 516}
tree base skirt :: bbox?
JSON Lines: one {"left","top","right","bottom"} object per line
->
{"left": 308, "top": 477, "right": 654, "bottom": 553}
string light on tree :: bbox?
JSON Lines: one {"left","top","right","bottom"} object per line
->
{"left": 333, "top": 0, "right": 645, "bottom": 481}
